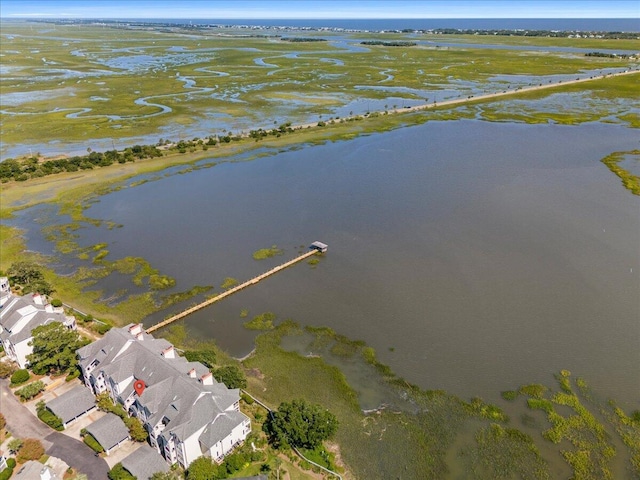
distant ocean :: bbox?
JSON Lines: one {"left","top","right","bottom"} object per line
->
{"left": 122, "top": 18, "right": 639, "bottom": 32}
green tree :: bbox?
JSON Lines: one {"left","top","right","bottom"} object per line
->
{"left": 124, "top": 416, "right": 148, "bottom": 442}
{"left": 7, "top": 261, "right": 42, "bottom": 285}
{"left": 184, "top": 349, "right": 217, "bottom": 369}
{"left": 97, "top": 392, "right": 119, "bottom": 412}
{"left": 108, "top": 463, "right": 137, "bottom": 480}
{"left": 7, "top": 261, "right": 54, "bottom": 295}
{"left": 263, "top": 399, "right": 338, "bottom": 449}
{"left": 8, "top": 438, "right": 23, "bottom": 454}
{"left": 27, "top": 322, "right": 84, "bottom": 375}
{"left": 186, "top": 456, "right": 220, "bottom": 480}
{"left": 212, "top": 365, "right": 246, "bottom": 389}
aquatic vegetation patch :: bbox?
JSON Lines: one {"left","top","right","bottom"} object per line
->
{"left": 243, "top": 321, "right": 553, "bottom": 478}
{"left": 252, "top": 245, "right": 283, "bottom": 260}
{"left": 244, "top": 312, "right": 277, "bottom": 331}
{"left": 514, "top": 371, "right": 629, "bottom": 479}
{"left": 220, "top": 277, "right": 239, "bottom": 289}
{"left": 460, "top": 423, "right": 549, "bottom": 480}
{"left": 158, "top": 285, "right": 212, "bottom": 309}
{"left": 601, "top": 150, "right": 640, "bottom": 195}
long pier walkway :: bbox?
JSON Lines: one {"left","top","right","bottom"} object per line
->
{"left": 146, "top": 248, "right": 320, "bottom": 334}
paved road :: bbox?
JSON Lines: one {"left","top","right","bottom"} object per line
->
{"left": 0, "top": 379, "right": 109, "bottom": 480}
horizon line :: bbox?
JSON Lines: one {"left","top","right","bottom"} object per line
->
{"left": 2, "top": 15, "right": 639, "bottom": 20}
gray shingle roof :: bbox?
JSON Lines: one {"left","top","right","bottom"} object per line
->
{"left": 199, "top": 410, "right": 247, "bottom": 449}
{"left": 47, "top": 385, "right": 96, "bottom": 425}
{"left": 0, "top": 294, "right": 74, "bottom": 344}
{"left": 81, "top": 325, "right": 250, "bottom": 466}
{"left": 121, "top": 444, "right": 169, "bottom": 480}
{"left": 85, "top": 413, "right": 129, "bottom": 451}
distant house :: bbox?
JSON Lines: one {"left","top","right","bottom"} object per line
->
{"left": 78, "top": 324, "right": 251, "bottom": 469}
{"left": 14, "top": 461, "right": 59, "bottom": 480}
{"left": 0, "top": 278, "right": 76, "bottom": 368}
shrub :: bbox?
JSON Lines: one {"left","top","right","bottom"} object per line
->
{"left": 15, "top": 381, "right": 45, "bottom": 401}
{"left": 0, "top": 362, "right": 16, "bottom": 378}
{"left": 108, "top": 463, "right": 136, "bottom": 480}
{"left": 16, "top": 438, "right": 44, "bottom": 463}
{"left": 0, "top": 467, "right": 13, "bottom": 480}
{"left": 50, "top": 299, "right": 63, "bottom": 307}
{"left": 6, "top": 458, "right": 16, "bottom": 468}
{"left": 10, "top": 369, "right": 30, "bottom": 386}
{"left": 95, "top": 323, "right": 112, "bottom": 335}
{"left": 36, "top": 402, "right": 64, "bottom": 431}
{"left": 0, "top": 412, "right": 5, "bottom": 430}
{"left": 65, "top": 368, "right": 80, "bottom": 382}
{"left": 83, "top": 433, "right": 104, "bottom": 453}
{"left": 183, "top": 349, "right": 216, "bottom": 369}
{"left": 212, "top": 365, "right": 247, "bottom": 389}
{"left": 7, "top": 438, "right": 22, "bottom": 454}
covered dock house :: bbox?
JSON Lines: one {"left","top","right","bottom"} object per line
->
{"left": 310, "top": 241, "right": 328, "bottom": 253}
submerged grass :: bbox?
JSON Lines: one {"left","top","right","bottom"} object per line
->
{"left": 252, "top": 245, "right": 284, "bottom": 260}
{"left": 242, "top": 322, "right": 557, "bottom": 479}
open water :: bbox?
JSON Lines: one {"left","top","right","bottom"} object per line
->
{"left": 12, "top": 119, "right": 639, "bottom": 407}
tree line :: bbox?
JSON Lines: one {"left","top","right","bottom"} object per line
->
{"left": 415, "top": 28, "right": 639, "bottom": 39}
{"left": 0, "top": 145, "right": 162, "bottom": 182}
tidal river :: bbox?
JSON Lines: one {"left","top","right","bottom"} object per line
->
{"left": 16, "top": 119, "right": 640, "bottom": 406}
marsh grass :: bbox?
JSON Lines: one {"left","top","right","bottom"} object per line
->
{"left": 241, "top": 322, "right": 560, "bottom": 478}
{"left": 460, "top": 423, "right": 549, "bottom": 480}
{"left": 244, "top": 312, "right": 277, "bottom": 331}
{"left": 514, "top": 371, "right": 635, "bottom": 479}
{"left": 1, "top": 22, "right": 636, "bottom": 155}
{"left": 601, "top": 150, "right": 640, "bottom": 195}
{"left": 220, "top": 277, "right": 239, "bottom": 289}
{"left": 252, "top": 245, "right": 284, "bottom": 260}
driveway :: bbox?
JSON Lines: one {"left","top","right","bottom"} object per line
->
{"left": 0, "top": 379, "right": 109, "bottom": 480}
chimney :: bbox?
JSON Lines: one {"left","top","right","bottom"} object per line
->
{"left": 188, "top": 368, "right": 197, "bottom": 378}
{"left": 32, "top": 293, "right": 44, "bottom": 305}
{"left": 199, "top": 372, "right": 213, "bottom": 385}
{"left": 161, "top": 345, "right": 175, "bottom": 359}
{"left": 128, "top": 324, "right": 144, "bottom": 340}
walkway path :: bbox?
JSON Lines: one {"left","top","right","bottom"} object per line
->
{"left": 146, "top": 249, "right": 318, "bottom": 333}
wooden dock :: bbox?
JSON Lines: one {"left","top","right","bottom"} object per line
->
{"left": 145, "top": 248, "right": 320, "bottom": 334}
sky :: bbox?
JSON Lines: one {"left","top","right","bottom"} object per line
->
{"left": 1, "top": 0, "right": 638, "bottom": 19}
